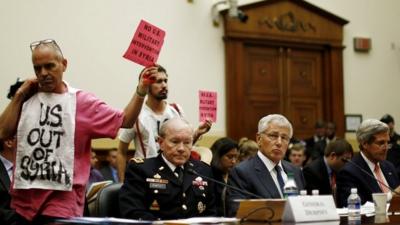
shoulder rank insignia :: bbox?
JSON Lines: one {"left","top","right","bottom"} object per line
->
{"left": 129, "top": 157, "right": 144, "bottom": 164}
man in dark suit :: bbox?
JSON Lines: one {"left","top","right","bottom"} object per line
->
{"left": 303, "top": 139, "right": 353, "bottom": 197}
{"left": 380, "top": 114, "right": 400, "bottom": 177}
{"left": 100, "top": 149, "right": 119, "bottom": 183}
{"left": 227, "top": 114, "right": 305, "bottom": 216}
{"left": 0, "top": 137, "right": 16, "bottom": 225}
{"left": 336, "top": 119, "right": 400, "bottom": 207}
{"left": 119, "top": 117, "right": 216, "bottom": 220}
{"left": 304, "top": 121, "right": 327, "bottom": 163}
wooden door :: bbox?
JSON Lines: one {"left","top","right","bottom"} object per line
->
{"left": 239, "top": 43, "right": 323, "bottom": 140}
{"left": 222, "top": 0, "right": 348, "bottom": 141}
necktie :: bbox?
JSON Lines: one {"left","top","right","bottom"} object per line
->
{"left": 374, "top": 163, "right": 389, "bottom": 193}
{"left": 174, "top": 167, "right": 183, "bottom": 184}
{"left": 275, "top": 165, "right": 285, "bottom": 194}
{"left": 330, "top": 171, "right": 337, "bottom": 203}
{"left": 330, "top": 171, "right": 336, "bottom": 190}
{"left": 8, "top": 165, "right": 13, "bottom": 180}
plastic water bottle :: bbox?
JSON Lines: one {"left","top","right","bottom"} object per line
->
{"left": 347, "top": 188, "right": 361, "bottom": 222}
{"left": 312, "top": 189, "right": 319, "bottom": 196}
{"left": 300, "top": 189, "right": 307, "bottom": 196}
{"left": 283, "top": 172, "right": 298, "bottom": 198}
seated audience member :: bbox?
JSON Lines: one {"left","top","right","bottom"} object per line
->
{"left": 326, "top": 121, "right": 337, "bottom": 143}
{"left": 305, "top": 121, "right": 327, "bottom": 163}
{"left": 0, "top": 39, "right": 149, "bottom": 224}
{"left": 380, "top": 114, "right": 400, "bottom": 176}
{"left": 210, "top": 137, "right": 239, "bottom": 216}
{"left": 119, "top": 117, "right": 216, "bottom": 220}
{"left": 336, "top": 119, "right": 400, "bottom": 207}
{"left": 303, "top": 139, "right": 353, "bottom": 198}
{"left": 0, "top": 79, "right": 21, "bottom": 225}
{"left": 88, "top": 151, "right": 104, "bottom": 188}
{"left": 100, "top": 149, "right": 119, "bottom": 183}
{"left": 287, "top": 143, "right": 306, "bottom": 168}
{"left": 237, "top": 137, "right": 258, "bottom": 162}
{"left": 0, "top": 137, "right": 17, "bottom": 225}
{"left": 228, "top": 114, "right": 305, "bottom": 216}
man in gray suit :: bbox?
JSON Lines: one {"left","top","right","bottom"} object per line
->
{"left": 227, "top": 114, "right": 305, "bottom": 216}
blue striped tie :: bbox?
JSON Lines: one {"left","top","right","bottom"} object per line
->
{"left": 275, "top": 165, "right": 285, "bottom": 194}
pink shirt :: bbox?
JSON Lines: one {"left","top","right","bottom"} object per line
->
{"left": 11, "top": 91, "right": 124, "bottom": 221}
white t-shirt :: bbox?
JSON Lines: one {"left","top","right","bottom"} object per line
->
{"left": 119, "top": 102, "right": 183, "bottom": 158}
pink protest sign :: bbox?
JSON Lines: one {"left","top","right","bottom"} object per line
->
{"left": 199, "top": 90, "right": 217, "bottom": 122}
{"left": 123, "top": 20, "right": 166, "bottom": 67}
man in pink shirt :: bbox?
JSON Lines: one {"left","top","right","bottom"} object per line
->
{"left": 0, "top": 39, "right": 155, "bottom": 224}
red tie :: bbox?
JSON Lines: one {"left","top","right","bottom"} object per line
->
{"left": 330, "top": 172, "right": 336, "bottom": 190}
{"left": 374, "top": 163, "right": 389, "bottom": 193}
{"left": 331, "top": 172, "right": 337, "bottom": 204}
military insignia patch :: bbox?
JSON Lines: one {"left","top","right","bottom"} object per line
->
{"left": 150, "top": 200, "right": 160, "bottom": 211}
{"left": 198, "top": 201, "right": 206, "bottom": 213}
{"left": 129, "top": 157, "right": 144, "bottom": 163}
{"left": 192, "top": 176, "right": 208, "bottom": 188}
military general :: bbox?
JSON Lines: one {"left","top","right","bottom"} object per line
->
{"left": 119, "top": 117, "right": 217, "bottom": 220}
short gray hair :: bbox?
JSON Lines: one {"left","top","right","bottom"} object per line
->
{"left": 158, "top": 117, "right": 193, "bottom": 138}
{"left": 258, "top": 114, "right": 293, "bottom": 138}
{"left": 356, "top": 119, "right": 389, "bottom": 147}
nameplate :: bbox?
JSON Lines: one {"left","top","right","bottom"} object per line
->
{"left": 282, "top": 195, "right": 339, "bottom": 222}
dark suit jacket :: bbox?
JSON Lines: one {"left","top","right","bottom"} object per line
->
{"left": 119, "top": 154, "right": 217, "bottom": 220}
{"left": 303, "top": 157, "right": 332, "bottom": 195}
{"left": 227, "top": 154, "right": 305, "bottom": 216}
{"left": 0, "top": 160, "right": 16, "bottom": 225}
{"left": 99, "top": 165, "right": 117, "bottom": 183}
{"left": 305, "top": 136, "right": 327, "bottom": 162}
{"left": 211, "top": 166, "right": 227, "bottom": 217}
{"left": 336, "top": 153, "right": 400, "bottom": 207}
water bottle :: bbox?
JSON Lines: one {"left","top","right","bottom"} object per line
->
{"left": 283, "top": 172, "right": 298, "bottom": 198}
{"left": 300, "top": 189, "right": 307, "bottom": 196}
{"left": 312, "top": 189, "right": 319, "bottom": 196}
{"left": 347, "top": 188, "right": 361, "bottom": 222}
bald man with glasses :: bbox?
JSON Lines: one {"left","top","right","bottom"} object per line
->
{"left": 227, "top": 114, "right": 305, "bottom": 216}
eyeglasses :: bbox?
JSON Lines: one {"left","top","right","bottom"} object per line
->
{"left": 372, "top": 140, "right": 391, "bottom": 149}
{"left": 30, "top": 39, "right": 63, "bottom": 58}
{"left": 261, "top": 132, "right": 290, "bottom": 143}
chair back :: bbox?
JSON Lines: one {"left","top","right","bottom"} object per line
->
{"left": 92, "top": 183, "right": 122, "bottom": 217}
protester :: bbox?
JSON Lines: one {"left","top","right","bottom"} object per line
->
{"left": 0, "top": 39, "right": 150, "bottom": 224}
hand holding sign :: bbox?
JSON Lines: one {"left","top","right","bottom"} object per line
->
{"left": 137, "top": 66, "right": 159, "bottom": 95}
{"left": 123, "top": 20, "right": 166, "bottom": 67}
{"left": 140, "top": 66, "right": 159, "bottom": 85}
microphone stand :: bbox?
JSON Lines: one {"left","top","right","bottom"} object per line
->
{"left": 342, "top": 158, "right": 400, "bottom": 195}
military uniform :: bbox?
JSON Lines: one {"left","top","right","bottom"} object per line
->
{"left": 119, "top": 154, "right": 217, "bottom": 220}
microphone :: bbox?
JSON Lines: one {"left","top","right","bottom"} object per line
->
{"left": 341, "top": 158, "right": 400, "bottom": 195}
{"left": 187, "top": 168, "right": 264, "bottom": 199}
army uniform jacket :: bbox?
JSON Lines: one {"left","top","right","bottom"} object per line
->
{"left": 119, "top": 154, "right": 217, "bottom": 220}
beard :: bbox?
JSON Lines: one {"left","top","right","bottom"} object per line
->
{"left": 154, "top": 94, "right": 168, "bottom": 101}
{"left": 151, "top": 89, "right": 168, "bottom": 100}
